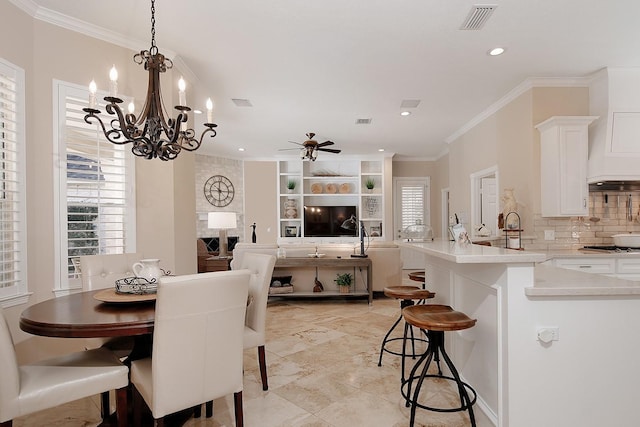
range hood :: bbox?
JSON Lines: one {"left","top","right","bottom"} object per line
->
{"left": 588, "top": 67, "right": 640, "bottom": 183}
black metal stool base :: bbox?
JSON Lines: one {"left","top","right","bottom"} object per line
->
{"left": 378, "top": 299, "right": 428, "bottom": 367}
{"left": 401, "top": 329, "right": 477, "bottom": 427}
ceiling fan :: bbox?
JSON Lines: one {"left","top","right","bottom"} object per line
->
{"left": 280, "top": 133, "right": 341, "bottom": 161}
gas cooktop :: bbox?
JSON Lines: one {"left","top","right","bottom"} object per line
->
{"left": 582, "top": 245, "right": 640, "bottom": 253}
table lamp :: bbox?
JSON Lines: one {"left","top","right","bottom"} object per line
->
{"left": 208, "top": 212, "right": 237, "bottom": 258}
{"left": 340, "top": 214, "right": 368, "bottom": 258}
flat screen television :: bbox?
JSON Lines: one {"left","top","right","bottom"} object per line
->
{"left": 304, "top": 205, "right": 357, "bottom": 237}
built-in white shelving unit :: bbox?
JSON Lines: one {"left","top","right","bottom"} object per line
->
{"left": 277, "top": 158, "right": 386, "bottom": 241}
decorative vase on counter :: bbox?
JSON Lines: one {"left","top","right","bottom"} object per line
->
{"left": 284, "top": 198, "right": 298, "bottom": 219}
{"left": 502, "top": 188, "right": 518, "bottom": 229}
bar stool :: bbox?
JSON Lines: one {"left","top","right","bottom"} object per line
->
{"left": 401, "top": 304, "right": 478, "bottom": 427}
{"left": 378, "top": 286, "right": 435, "bottom": 368}
{"left": 407, "top": 270, "right": 426, "bottom": 286}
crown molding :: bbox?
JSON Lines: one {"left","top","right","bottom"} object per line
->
{"left": 444, "top": 76, "right": 592, "bottom": 144}
{"left": 9, "top": 0, "right": 176, "bottom": 58}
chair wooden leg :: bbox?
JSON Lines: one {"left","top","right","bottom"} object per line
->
{"left": 155, "top": 418, "right": 164, "bottom": 427}
{"left": 233, "top": 391, "right": 244, "bottom": 427}
{"left": 206, "top": 400, "right": 213, "bottom": 418}
{"left": 101, "top": 390, "right": 111, "bottom": 419}
{"left": 115, "top": 386, "right": 128, "bottom": 427}
{"left": 193, "top": 404, "right": 202, "bottom": 418}
{"left": 258, "top": 345, "right": 268, "bottom": 391}
{"left": 133, "top": 386, "right": 142, "bottom": 427}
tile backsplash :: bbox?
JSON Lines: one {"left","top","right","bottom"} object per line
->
{"left": 527, "top": 192, "right": 640, "bottom": 250}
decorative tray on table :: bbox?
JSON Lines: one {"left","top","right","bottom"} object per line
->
{"left": 93, "top": 277, "right": 157, "bottom": 304}
{"left": 114, "top": 277, "right": 158, "bottom": 295}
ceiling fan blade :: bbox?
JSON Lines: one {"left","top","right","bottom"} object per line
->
{"left": 316, "top": 140, "right": 335, "bottom": 147}
{"left": 278, "top": 147, "right": 302, "bottom": 151}
{"left": 317, "top": 148, "right": 341, "bottom": 154}
{"left": 288, "top": 141, "right": 303, "bottom": 146}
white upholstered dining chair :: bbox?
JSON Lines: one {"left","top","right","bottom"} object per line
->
{"left": 79, "top": 253, "right": 142, "bottom": 291}
{"left": 130, "top": 270, "right": 250, "bottom": 427}
{"left": 0, "top": 307, "right": 129, "bottom": 427}
{"left": 236, "top": 252, "right": 277, "bottom": 391}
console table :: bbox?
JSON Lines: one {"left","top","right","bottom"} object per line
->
{"left": 273, "top": 257, "right": 373, "bottom": 304}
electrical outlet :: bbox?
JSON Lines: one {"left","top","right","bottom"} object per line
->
{"left": 544, "top": 230, "right": 555, "bottom": 240}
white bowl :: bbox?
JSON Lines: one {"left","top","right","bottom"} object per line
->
{"left": 307, "top": 253, "right": 325, "bottom": 258}
{"left": 612, "top": 234, "right": 640, "bottom": 247}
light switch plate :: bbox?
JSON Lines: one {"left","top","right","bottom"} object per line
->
{"left": 544, "top": 230, "right": 555, "bottom": 240}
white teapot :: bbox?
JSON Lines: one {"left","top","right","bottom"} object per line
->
{"left": 132, "top": 259, "right": 162, "bottom": 283}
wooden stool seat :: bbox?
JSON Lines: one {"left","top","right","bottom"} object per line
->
{"left": 408, "top": 270, "right": 426, "bottom": 283}
{"left": 401, "top": 305, "right": 478, "bottom": 427}
{"left": 384, "top": 286, "right": 435, "bottom": 300}
{"left": 403, "top": 305, "right": 477, "bottom": 332}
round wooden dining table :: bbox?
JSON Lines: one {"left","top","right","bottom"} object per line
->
{"left": 20, "top": 289, "right": 155, "bottom": 338}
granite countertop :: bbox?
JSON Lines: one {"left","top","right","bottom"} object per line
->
{"left": 528, "top": 264, "right": 640, "bottom": 297}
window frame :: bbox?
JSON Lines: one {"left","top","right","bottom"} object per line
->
{"left": 0, "top": 58, "right": 28, "bottom": 307}
{"left": 53, "top": 80, "right": 136, "bottom": 294}
{"left": 393, "top": 177, "right": 430, "bottom": 240}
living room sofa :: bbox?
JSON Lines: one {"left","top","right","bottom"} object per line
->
{"left": 231, "top": 241, "right": 402, "bottom": 293}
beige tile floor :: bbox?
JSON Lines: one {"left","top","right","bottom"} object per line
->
{"left": 12, "top": 296, "right": 493, "bottom": 427}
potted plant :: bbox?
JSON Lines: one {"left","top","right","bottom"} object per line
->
{"left": 365, "top": 178, "right": 375, "bottom": 192}
{"left": 287, "top": 179, "right": 297, "bottom": 193}
{"left": 334, "top": 272, "right": 353, "bottom": 293}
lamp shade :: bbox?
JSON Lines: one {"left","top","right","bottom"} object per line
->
{"left": 208, "top": 212, "right": 237, "bottom": 229}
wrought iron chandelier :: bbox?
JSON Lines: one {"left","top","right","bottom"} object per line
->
{"left": 83, "top": 0, "right": 216, "bottom": 161}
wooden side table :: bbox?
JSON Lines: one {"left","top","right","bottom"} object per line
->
{"left": 203, "top": 256, "right": 232, "bottom": 272}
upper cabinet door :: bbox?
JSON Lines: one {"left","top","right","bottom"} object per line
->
{"left": 536, "top": 116, "right": 597, "bottom": 217}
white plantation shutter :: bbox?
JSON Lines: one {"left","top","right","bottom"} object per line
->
{"left": 0, "top": 59, "right": 26, "bottom": 303}
{"left": 394, "top": 178, "right": 430, "bottom": 240}
{"left": 55, "top": 82, "right": 135, "bottom": 289}
{"left": 401, "top": 185, "right": 425, "bottom": 230}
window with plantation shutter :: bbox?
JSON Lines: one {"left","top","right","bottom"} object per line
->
{"left": 0, "top": 59, "right": 27, "bottom": 305}
{"left": 54, "top": 82, "right": 136, "bottom": 290}
{"left": 393, "top": 178, "right": 430, "bottom": 239}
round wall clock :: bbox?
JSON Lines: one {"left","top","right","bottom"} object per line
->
{"left": 204, "top": 175, "right": 235, "bottom": 207}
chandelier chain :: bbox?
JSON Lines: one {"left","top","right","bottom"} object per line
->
{"left": 150, "top": 0, "right": 157, "bottom": 54}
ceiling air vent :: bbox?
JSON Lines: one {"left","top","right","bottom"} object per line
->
{"left": 355, "top": 118, "right": 372, "bottom": 125}
{"left": 460, "top": 5, "right": 497, "bottom": 30}
{"left": 400, "top": 99, "right": 421, "bottom": 109}
{"left": 231, "top": 98, "right": 253, "bottom": 107}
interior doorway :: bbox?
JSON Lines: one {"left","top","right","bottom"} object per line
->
{"left": 470, "top": 166, "right": 499, "bottom": 238}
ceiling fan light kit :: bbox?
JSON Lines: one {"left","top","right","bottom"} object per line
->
{"left": 283, "top": 132, "right": 342, "bottom": 161}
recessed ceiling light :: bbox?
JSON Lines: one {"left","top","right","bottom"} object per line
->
{"left": 378, "top": 148, "right": 385, "bottom": 152}
{"left": 193, "top": 109, "right": 202, "bottom": 114}
{"left": 488, "top": 47, "right": 505, "bottom": 56}
{"left": 238, "top": 148, "right": 245, "bottom": 152}
{"left": 400, "top": 111, "right": 411, "bottom": 116}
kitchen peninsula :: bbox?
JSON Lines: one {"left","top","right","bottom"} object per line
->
{"left": 398, "top": 240, "right": 640, "bottom": 427}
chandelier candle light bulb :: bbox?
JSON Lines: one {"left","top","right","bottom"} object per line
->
{"left": 127, "top": 100, "right": 135, "bottom": 115}
{"left": 206, "top": 98, "right": 214, "bottom": 123}
{"left": 178, "top": 77, "right": 186, "bottom": 106}
{"left": 109, "top": 65, "right": 118, "bottom": 97}
{"left": 88, "top": 80, "right": 97, "bottom": 109}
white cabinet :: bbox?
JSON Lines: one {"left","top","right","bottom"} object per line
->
{"left": 553, "top": 258, "right": 615, "bottom": 275}
{"left": 277, "top": 158, "right": 386, "bottom": 240}
{"left": 552, "top": 256, "right": 640, "bottom": 279}
{"left": 536, "top": 116, "right": 597, "bottom": 217}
